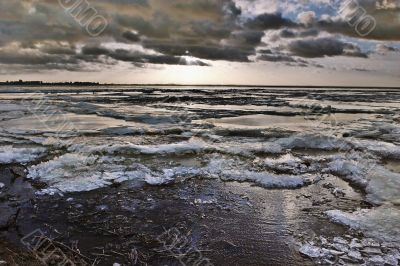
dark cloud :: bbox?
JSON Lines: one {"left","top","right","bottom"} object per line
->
{"left": 256, "top": 50, "right": 321, "bottom": 68}
{"left": 80, "top": 45, "right": 210, "bottom": 66}
{"left": 245, "top": 13, "right": 296, "bottom": 30}
{"left": 81, "top": 46, "right": 110, "bottom": 56}
{"left": 288, "top": 38, "right": 368, "bottom": 58}
{"left": 190, "top": 20, "right": 232, "bottom": 39}
{"left": 144, "top": 42, "right": 252, "bottom": 62}
{"left": 39, "top": 44, "right": 77, "bottom": 55}
{"left": 279, "top": 29, "right": 297, "bottom": 38}
{"left": 0, "top": 49, "right": 79, "bottom": 66}
{"left": 231, "top": 31, "right": 265, "bottom": 46}
{"left": 257, "top": 53, "right": 297, "bottom": 63}
{"left": 122, "top": 31, "right": 141, "bottom": 42}
{"left": 114, "top": 13, "right": 174, "bottom": 38}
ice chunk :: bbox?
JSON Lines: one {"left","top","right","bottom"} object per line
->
{"left": 226, "top": 170, "right": 308, "bottom": 188}
{"left": 144, "top": 167, "right": 201, "bottom": 185}
{"left": 0, "top": 146, "right": 46, "bottom": 164}
{"left": 70, "top": 138, "right": 285, "bottom": 159}
{"left": 204, "top": 157, "right": 318, "bottom": 188}
{"left": 27, "top": 154, "right": 152, "bottom": 193}
{"left": 327, "top": 158, "right": 369, "bottom": 188}
{"left": 222, "top": 141, "right": 284, "bottom": 156}
{"left": 70, "top": 138, "right": 211, "bottom": 156}
{"left": 277, "top": 133, "right": 350, "bottom": 151}
{"left": 326, "top": 207, "right": 400, "bottom": 243}
{"left": 328, "top": 155, "right": 400, "bottom": 205}
{"left": 351, "top": 139, "right": 400, "bottom": 159}
{"left": 264, "top": 154, "right": 302, "bottom": 166}
{"left": 27, "top": 153, "right": 205, "bottom": 193}
{"left": 348, "top": 250, "right": 362, "bottom": 261}
{"left": 299, "top": 243, "right": 322, "bottom": 258}
{"left": 366, "top": 166, "right": 400, "bottom": 205}
{"left": 262, "top": 154, "right": 308, "bottom": 173}
{"left": 368, "top": 255, "right": 385, "bottom": 265}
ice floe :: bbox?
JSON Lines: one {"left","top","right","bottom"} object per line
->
{"left": 262, "top": 154, "right": 309, "bottom": 174}
{"left": 351, "top": 138, "right": 400, "bottom": 159}
{"left": 27, "top": 154, "right": 153, "bottom": 193}
{"left": 219, "top": 170, "right": 312, "bottom": 188}
{"left": 326, "top": 206, "right": 400, "bottom": 244}
{"left": 326, "top": 154, "right": 400, "bottom": 205}
{"left": 27, "top": 152, "right": 207, "bottom": 193}
{"left": 203, "top": 158, "right": 318, "bottom": 188}
{"left": 277, "top": 133, "right": 350, "bottom": 151}
{"left": 327, "top": 157, "right": 371, "bottom": 188}
{"left": 0, "top": 146, "right": 46, "bottom": 164}
{"left": 69, "top": 138, "right": 212, "bottom": 156}
{"left": 26, "top": 152, "right": 321, "bottom": 194}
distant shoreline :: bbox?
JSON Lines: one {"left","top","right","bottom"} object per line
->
{"left": 0, "top": 82, "right": 399, "bottom": 90}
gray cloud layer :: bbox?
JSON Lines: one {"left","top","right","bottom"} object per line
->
{"left": 0, "top": 0, "right": 398, "bottom": 73}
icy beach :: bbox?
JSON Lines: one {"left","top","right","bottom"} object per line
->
{"left": 0, "top": 86, "right": 399, "bottom": 265}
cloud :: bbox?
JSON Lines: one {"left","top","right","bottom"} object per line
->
{"left": 245, "top": 13, "right": 296, "bottom": 30}
{"left": 81, "top": 46, "right": 111, "bottom": 56}
{"left": 315, "top": 0, "right": 400, "bottom": 41}
{"left": 81, "top": 44, "right": 211, "bottom": 66}
{"left": 143, "top": 42, "right": 252, "bottom": 62}
{"left": 0, "top": 0, "right": 397, "bottom": 75}
{"left": 288, "top": 37, "right": 368, "bottom": 58}
{"left": 297, "top": 11, "right": 316, "bottom": 26}
{"left": 375, "top": 44, "right": 400, "bottom": 54}
{"left": 257, "top": 53, "right": 297, "bottom": 63}
{"left": 121, "top": 31, "right": 141, "bottom": 42}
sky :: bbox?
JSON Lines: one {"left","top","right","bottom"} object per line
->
{"left": 0, "top": 0, "right": 399, "bottom": 86}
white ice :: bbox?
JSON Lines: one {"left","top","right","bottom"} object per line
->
{"left": 326, "top": 206, "right": 400, "bottom": 244}
{"left": 0, "top": 146, "right": 46, "bottom": 164}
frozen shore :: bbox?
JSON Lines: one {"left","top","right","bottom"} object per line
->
{"left": 0, "top": 86, "right": 399, "bottom": 265}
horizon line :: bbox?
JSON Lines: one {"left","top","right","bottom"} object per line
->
{"left": 0, "top": 80, "right": 399, "bottom": 89}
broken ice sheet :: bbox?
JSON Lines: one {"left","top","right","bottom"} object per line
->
{"left": 326, "top": 206, "right": 400, "bottom": 244}
{"left": 26, "top": 153, "right": 204, "bottom": 193}
{"left": 0, "top": 146, "right": 46, "bottom": 164}
{"left": 27, "top": 153, "right": 152, "bottom": 193}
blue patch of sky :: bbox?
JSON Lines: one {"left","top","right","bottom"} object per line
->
{"left": 280, "top": 1, "right": 338, "bottom": 21}
{"left": 343, "top": 38, "right": 400, "bottom": 53}
{"left": 341, "top": 36, "right": 378, "bottom": 52}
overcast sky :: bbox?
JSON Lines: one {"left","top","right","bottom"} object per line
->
{"left": 0, "top": 0, "right": 399, "bottom": 86}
